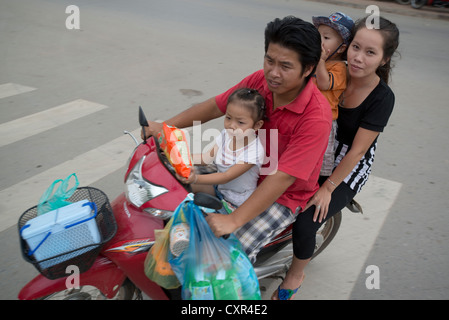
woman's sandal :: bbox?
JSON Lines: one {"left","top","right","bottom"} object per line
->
{"left": 275, "top": 285, "right": 300, "bottom": 300}
{"left": 272, "top": 275, "right": 305, "bottom": 300}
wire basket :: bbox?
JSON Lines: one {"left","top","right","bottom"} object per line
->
{"left": 18, "top": 187, "right": 117, "bottom": 280}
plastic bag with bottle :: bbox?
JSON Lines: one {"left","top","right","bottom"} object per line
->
{"left": 169, "top": 198, "right": 261, "bottom": 300}
{"left": 143, "top": 216, "right": 181, "bottom": 289}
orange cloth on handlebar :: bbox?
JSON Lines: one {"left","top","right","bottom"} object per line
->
{"left": 158, "top": 123, "right": 192, "bottom": 179}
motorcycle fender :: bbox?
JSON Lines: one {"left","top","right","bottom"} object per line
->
{"left": 18, "top": 256, "right": 126, "bottom": 300}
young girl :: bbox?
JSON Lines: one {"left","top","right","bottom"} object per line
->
{"left": 178, "top": 88, "right": 265, "bottom": 207}
{"left": 272, "top": 16, "right": 399, "bottom": 300}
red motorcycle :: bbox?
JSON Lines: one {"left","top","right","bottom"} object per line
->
{"left": 414, "top": 0, "right": 449, "bottom": 8}
{"left": 17, "top": 107, "right": 348, "bottom": 300}
{"left": 395, "top": 0, "right": 449, "bottom": 9}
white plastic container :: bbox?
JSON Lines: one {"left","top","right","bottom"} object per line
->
{"left": 169, "top": 222, "right": 190, "bottom": 256}
{"left": 21, "top": 199, "right": 101, "bottom": 269}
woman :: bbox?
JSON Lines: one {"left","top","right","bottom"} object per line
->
{"left": 272, "top": 16, "right": 400, "bottom": 300}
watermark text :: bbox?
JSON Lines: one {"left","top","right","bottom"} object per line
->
{"left": 365, "top": 5, "right": 380, "bottom": 29}
{"left": 65, "top": 5, "right": 80, "bottom": 30}
{"left": 65, "top": 265, "right": 80, "bottom": 289}
{"left": 365, "top": 265, "right": 380, "bottom": 290}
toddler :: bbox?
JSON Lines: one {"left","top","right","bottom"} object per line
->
{"left": 312, "top": 12, "right": 354, "bottom": 177}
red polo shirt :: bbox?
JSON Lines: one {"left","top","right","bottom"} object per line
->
{"left": 215, "top": 70, "right": 332, "bottom": 212}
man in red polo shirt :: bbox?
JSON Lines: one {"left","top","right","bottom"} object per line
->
{"left": 142, "top": 16, "right": 331, "bottom": 262}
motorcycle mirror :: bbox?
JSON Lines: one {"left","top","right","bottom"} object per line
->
{"left": 139, "top": 106, "right": 149, "bottom": 127}
{"left": 139, "top": 106, "right": 149, "bottom": 144}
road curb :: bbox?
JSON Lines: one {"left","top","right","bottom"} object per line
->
{"left": 306, "top": 0, "right": 449, "bottom": 21}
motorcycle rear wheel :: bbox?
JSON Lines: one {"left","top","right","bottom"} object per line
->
{"left": 39, "top": 278, "right": 137, "bottom": 300}
{"left": 411, "top": 0, "right": 427, "bottom": 8}
{"left": 311, "top": 211, "right": 342, "bottom": 259}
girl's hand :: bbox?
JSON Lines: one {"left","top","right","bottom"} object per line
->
{"left": 176, "top": 171, "right": 197, "bottom": 184}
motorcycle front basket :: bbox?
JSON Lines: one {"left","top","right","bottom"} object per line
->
{"left": 18, "top": 187, "right": 117, "bottom": 280}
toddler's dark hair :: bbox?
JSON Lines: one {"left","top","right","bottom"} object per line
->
{"left": 227, "top": 88, "right": 266, "bottom": 122}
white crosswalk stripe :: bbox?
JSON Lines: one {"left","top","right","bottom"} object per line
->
{"left": 0, "top": 83, "right": 36, "bottom": 99}
{"left": 0, "top": 99, "right": 108, "bottom": 147}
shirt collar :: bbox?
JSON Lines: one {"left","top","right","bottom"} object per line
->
{"left": 273, "top": 79, "right": 315, "bottom": 115}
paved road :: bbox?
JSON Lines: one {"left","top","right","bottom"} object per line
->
{"left": 1, "top": 0, "right": 448, "bottom": 300}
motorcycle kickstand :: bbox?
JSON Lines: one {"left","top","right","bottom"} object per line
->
{"left": 134, "top": 288, "right": 143, "bottom": 300}
{"left": 259, "top": 274, "right": 285, "bottom": 293}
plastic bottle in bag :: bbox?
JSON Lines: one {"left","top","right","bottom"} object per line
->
{"left": 190, "top": 280, "right": 214, "bottom": 300}
{"left": 211, "top": 268, "right": 243, "bottom": 300}
{"left": 169, "top": 223, "right": 190, "bottom": 257}
{"left": 188, "top": 268, "right": 214, "bottom": 300}
{"left": 230, "top": 248, "right": 261, "bottom": 300}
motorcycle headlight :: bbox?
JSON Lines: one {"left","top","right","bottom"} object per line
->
{"left": 125, "top": 156, "right": 169, "bottom": 208}
{"left": 143, "top": 207, "right": 173, "bottom": 220}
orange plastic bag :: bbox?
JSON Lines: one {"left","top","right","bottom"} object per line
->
{"left": 158, "top": 123, "right": 192, "bottom": 178}
{"left": 143, "top": 217, "right": 181, "bottom": 289}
